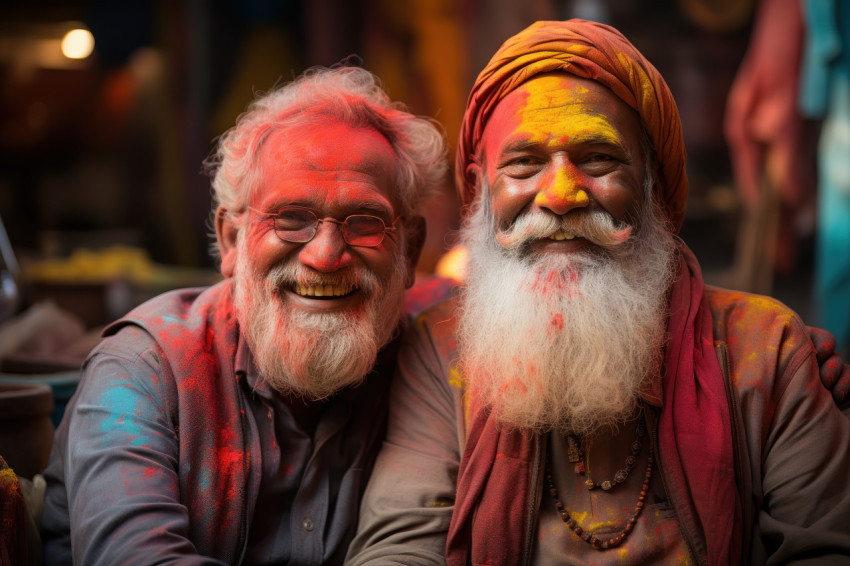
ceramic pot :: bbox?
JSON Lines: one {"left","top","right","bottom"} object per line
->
{"left": 0, "top": 382, "right": 54, "bottom": 478}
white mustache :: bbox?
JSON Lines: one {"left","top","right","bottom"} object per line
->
{"left": 496, "top": 210, "right": 633, "bottom": 252}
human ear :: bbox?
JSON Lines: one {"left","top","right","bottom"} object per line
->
{"left": 215, "top": 207, "right": 239, "bottom": 278}
{"left": 402, "top": 215, "right": 427, "bottom": 289}
{"left": 467, "top": 162, "right": 486, "bottom": 210}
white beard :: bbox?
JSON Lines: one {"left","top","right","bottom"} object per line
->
{"left": 232, "top": 235, "right": 408, "bottom": 400}
{"left": 458, "top": 193, "right": 677, "bottom": 437}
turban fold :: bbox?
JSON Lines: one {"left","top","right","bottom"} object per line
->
{"left": 456, "top": 19, "right": 688, "bottom": 232}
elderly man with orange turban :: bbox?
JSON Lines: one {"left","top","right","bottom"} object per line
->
{"left": 345, "top": 19, "right": 850, "bottom": 566}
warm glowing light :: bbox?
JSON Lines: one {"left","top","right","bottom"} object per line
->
{"left": 61, "top": 29, "right": 94, "bottom": 59}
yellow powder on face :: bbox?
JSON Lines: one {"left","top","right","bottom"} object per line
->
{"left": 512, "top": 76, "right": 621, "bottom": 148}
{"left": 508, "top": 76, "right": 622, "bottom": 209}
{"left": 533, "top": 176, "right": 589, "bottom": 208}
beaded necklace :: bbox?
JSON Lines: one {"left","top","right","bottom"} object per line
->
{"left": 567, "top": 416, "right": 647, "bottom": 491}
{"left": 545, "top": 442, "right": 654, "bottom": 550}
{"left": 547, "top": 412, "right": 653, "bottom": 550}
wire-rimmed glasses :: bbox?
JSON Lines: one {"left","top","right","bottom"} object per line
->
{"left": 250, "top": 207, "right": 401, "bottom": 247}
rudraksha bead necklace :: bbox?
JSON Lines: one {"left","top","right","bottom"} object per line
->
{"left": 545, "top": 442, "right": 654, "bottom": 550}
{"left": 566, "top": 411, "right": 646, "bottom": 491}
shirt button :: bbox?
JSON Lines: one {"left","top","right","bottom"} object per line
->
{"left": 302, "top": 517, "right": 314, "bottom": 532}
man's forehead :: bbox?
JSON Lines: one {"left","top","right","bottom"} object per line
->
{"left": 262, "top": 120, "right": 394, "bottom": 167}
{"left": 255, "top": 119, "right": 401, "bottom": 212}
{"left": 482, "top": 73, "right": 639, "bottom": 151}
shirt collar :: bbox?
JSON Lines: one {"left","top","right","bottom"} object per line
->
{"left": 234, "top": 331, "right": 275, "bottom": 400}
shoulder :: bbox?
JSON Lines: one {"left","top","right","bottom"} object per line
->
{"left": 705, "top": 285, "right": 816, "bottom": 403}
{"left": 102, "top": 280, "right": 236, "bottom": 364}
{"left": 404, "top": 295, "right": 461, "bottom": 362}
{"left": 79, "top": 280, "right": 237, "bottom": 399}
{"left": 394, "top": 295, "right": 464, "bottom": 396}
{"left": 705, "top": 285, "right": 813, "bottom": 361}
{"left": 704, "top": 285, "right": 807, "bottom": 338}
{"left": 105, "top": 280, "right": 232, "bottom": 337}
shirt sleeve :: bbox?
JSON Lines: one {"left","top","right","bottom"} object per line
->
{"left": 48, "top": 325, "right": 228, "bottom": 566}
{"left": 746, "top": 330, "right": 850, "bottom": 564}
{"left": 345, "top": 317, "right": 464, "bottom": 565}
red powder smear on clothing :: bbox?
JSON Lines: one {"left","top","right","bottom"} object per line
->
{"left": 145, "top": 467, "right": 156, "bottom": 476}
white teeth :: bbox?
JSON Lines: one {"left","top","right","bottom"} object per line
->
{"left": 293, "top": 283, "right": 354, "bottom": 297}
{"left": 549, "top": 229, "right": 575, "bottom": 241}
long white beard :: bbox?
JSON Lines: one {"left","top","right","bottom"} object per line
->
{"left": 232, "top": 235, "right": 408, "bottom": 400}
{"left": 458, "top": 195, "right": 677, "bottom": 437}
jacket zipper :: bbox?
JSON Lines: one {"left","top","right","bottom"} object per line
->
{"left": 716, "top": 342, "right": 747, "bottom": 562}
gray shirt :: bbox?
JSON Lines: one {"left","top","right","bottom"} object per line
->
{"left": 42, "top": 324, "right": 395, "bottom": 565}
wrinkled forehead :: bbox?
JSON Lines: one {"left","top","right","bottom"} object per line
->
{"left": 480, "top": 73, "right": 645, "bottom": 159}
{"left": 262, "top": 120, "right": 393, "bottom": 170}
{"left": 254, "top": 119, "right": 402, "bottom": 211}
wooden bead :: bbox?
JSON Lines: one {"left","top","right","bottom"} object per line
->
{"left": 544, "top": 421, "right": 654, "bottom": 552}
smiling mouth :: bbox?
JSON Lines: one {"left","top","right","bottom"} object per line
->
{"left": 292, "top": 283, "right": 357, "bottom": 298}
{"left": 548, "top": 229, "right": 576, "bottom": 241}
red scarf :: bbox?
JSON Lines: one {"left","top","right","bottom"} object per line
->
{"left": 446, "top": 244, "right": 741, "bottom": 565}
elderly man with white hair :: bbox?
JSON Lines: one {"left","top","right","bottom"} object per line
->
{"left": 40, "top": 65, "right": 447, "bottom": 565}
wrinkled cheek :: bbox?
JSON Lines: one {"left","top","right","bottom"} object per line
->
{"left": 490, "top": 184, "right": 524, "bottom": 230}
{"left": 244, "top": 226, "right": 294, "bottom": 273}
{"left": 591, "top": 183, "right": 640, "bottom": 223}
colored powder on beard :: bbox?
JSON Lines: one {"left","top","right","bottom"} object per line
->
{"left": 551, "top": 313, "right": 565, "bottom": 330}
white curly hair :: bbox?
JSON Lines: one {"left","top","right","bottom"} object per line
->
{"left": 205, "top": 64, "right": 448, "bottom": 256}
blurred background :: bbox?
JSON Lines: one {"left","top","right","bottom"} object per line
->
{"left": 0, "top": 0, "right": 848, "bottom": 379}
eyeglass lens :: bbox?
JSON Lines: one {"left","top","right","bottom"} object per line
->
{"left": 272, "top": 208, "right": 390, "bottom": 246}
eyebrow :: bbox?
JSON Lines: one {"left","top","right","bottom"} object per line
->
{"left": 498, "top": 131, "right": 625, "bottom": 155}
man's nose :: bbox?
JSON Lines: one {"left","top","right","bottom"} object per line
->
{"left": 533, "top": 163, "right": 590, "bottom": 216}
{"left": 297, "top": 221, "right": 353, "bottom": 272}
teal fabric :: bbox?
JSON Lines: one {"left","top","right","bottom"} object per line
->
{"left": 801, "top": 0, "right": 850, "bottom": 355}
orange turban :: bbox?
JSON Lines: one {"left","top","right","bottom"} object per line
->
{"left": 456, "top": 19, "right": 688, "bottom": 232}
